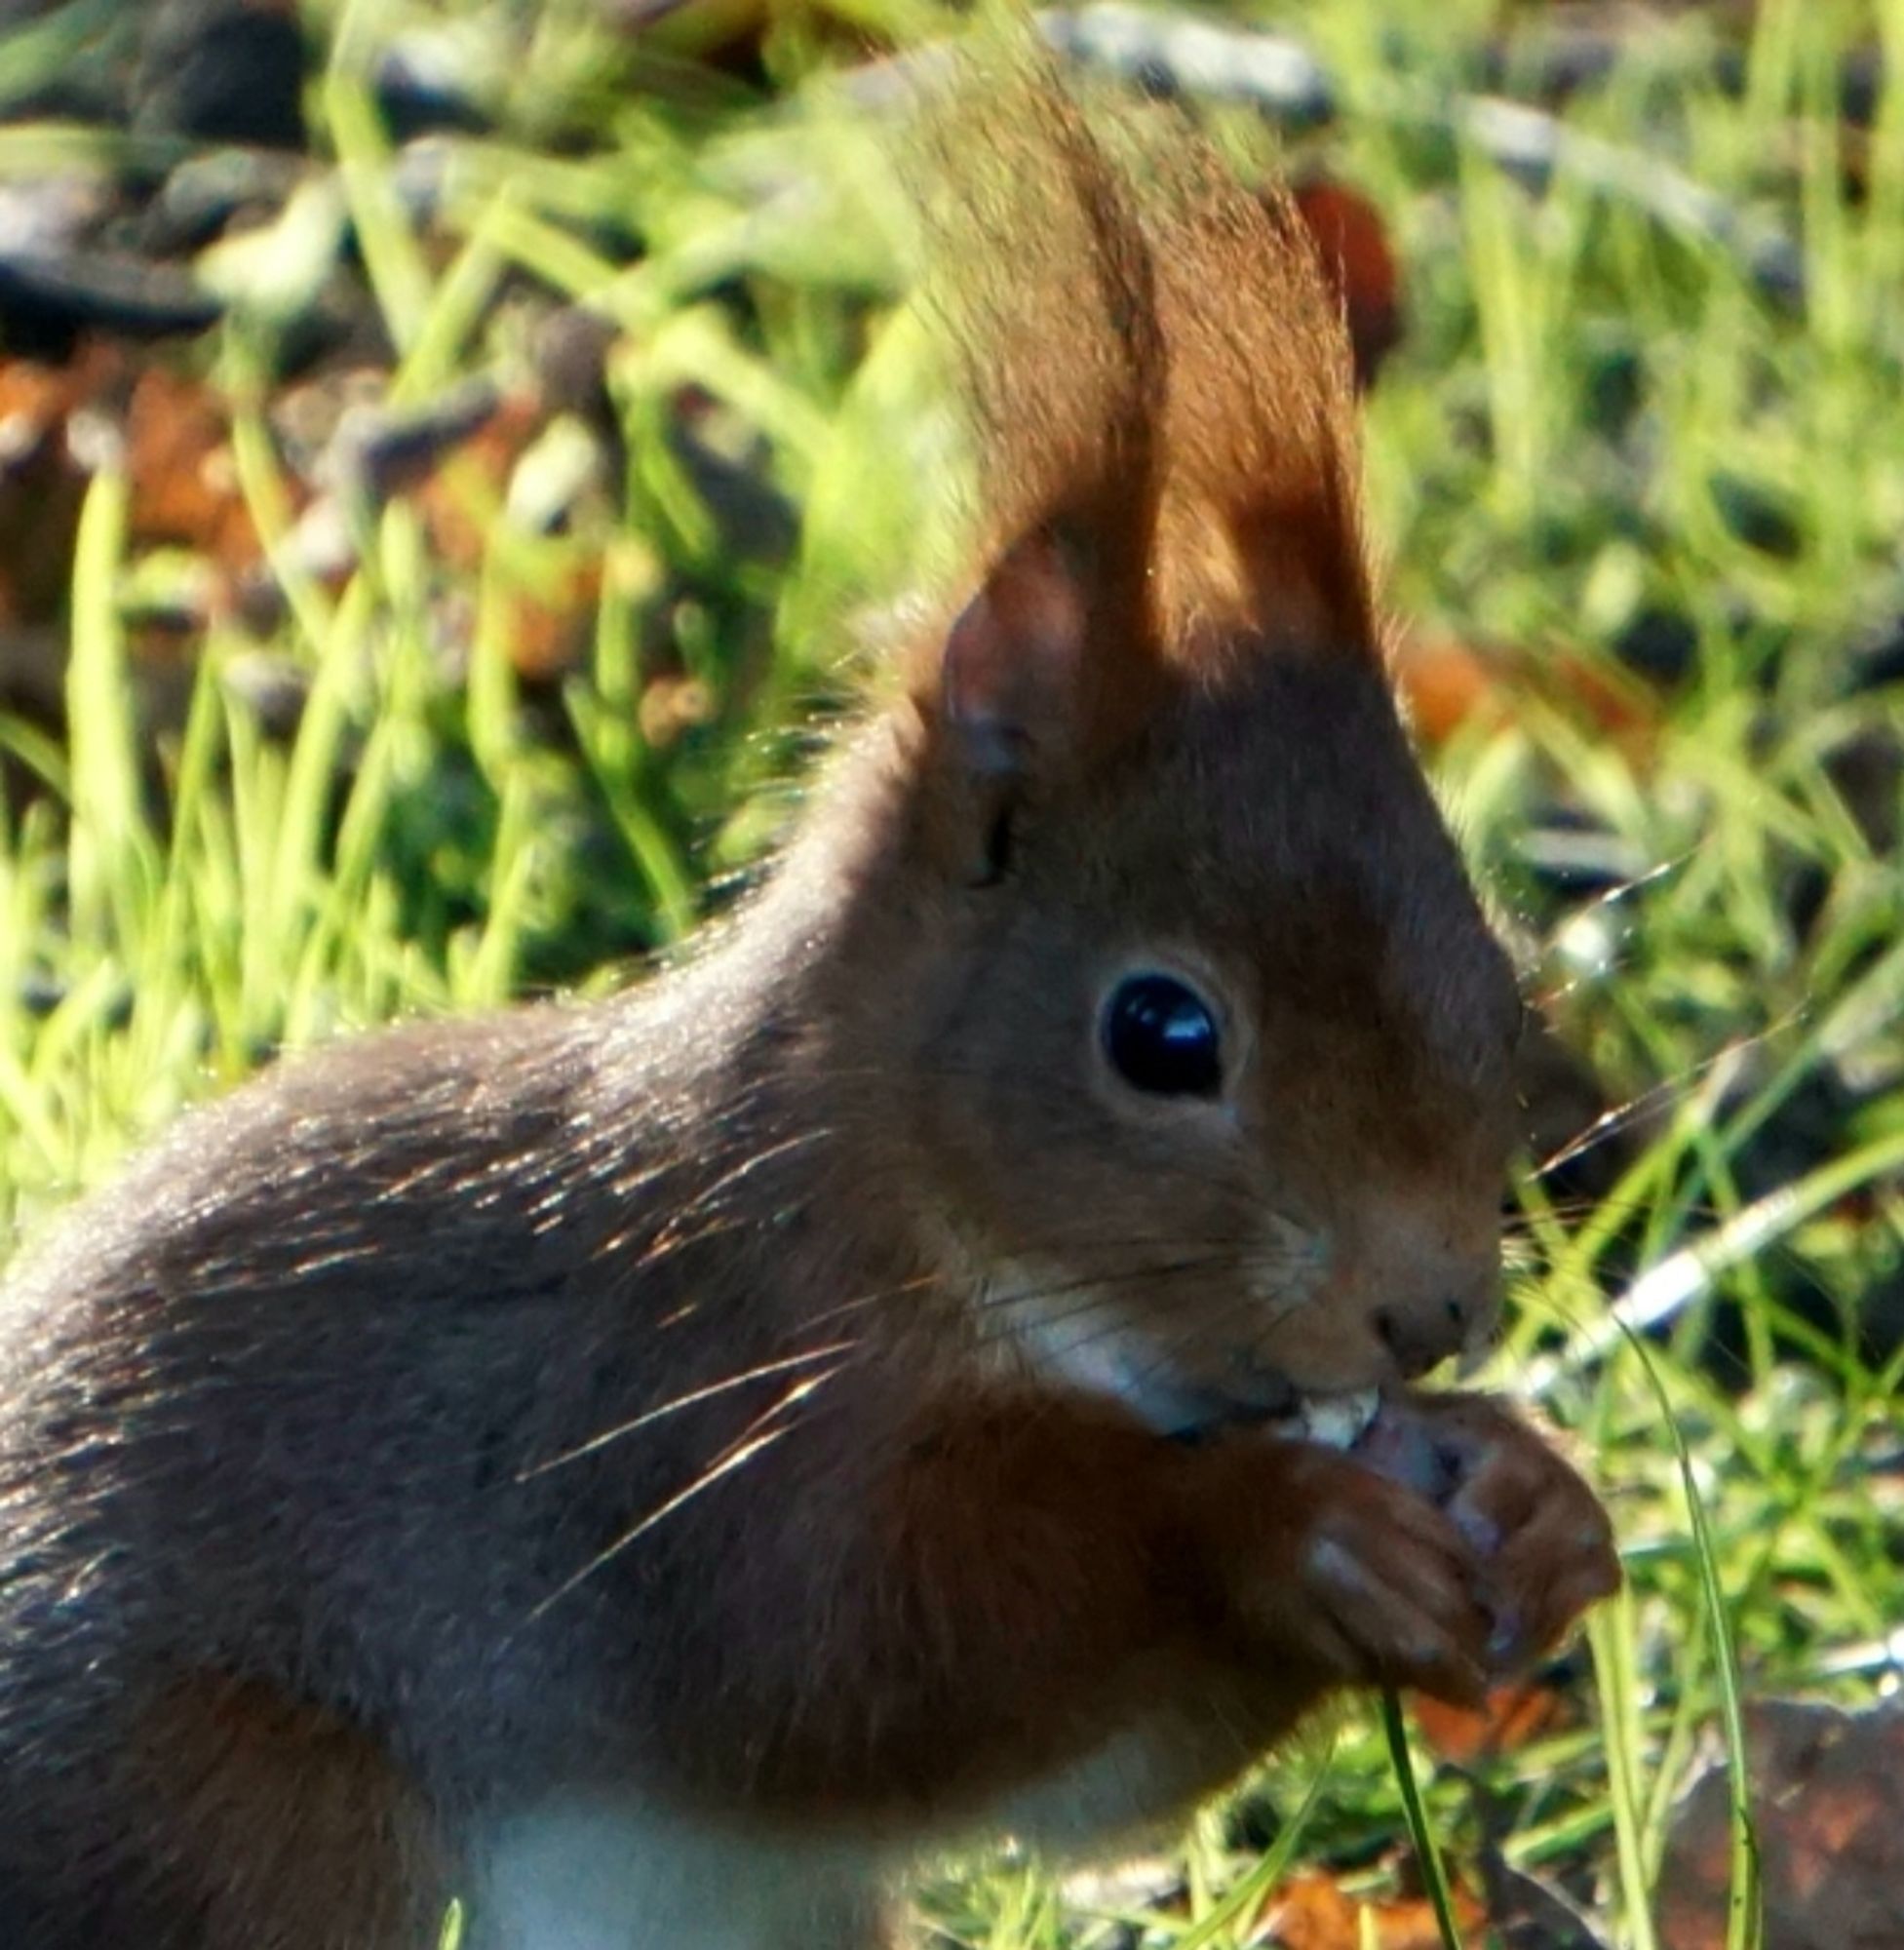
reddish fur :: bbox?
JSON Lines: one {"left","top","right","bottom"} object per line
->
{"left": 916, "top": 57, "right": 1373, "bottom": 683}
{"left": 647, "top": 1387, "right": 1585, "bottom": 1828}
{"left": 1290, "top": 179, "right": 1404, "bottom": 389}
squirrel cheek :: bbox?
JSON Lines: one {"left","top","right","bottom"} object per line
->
{"left": 1240, "top": 1216, "right": 1331, "bottom": 1318}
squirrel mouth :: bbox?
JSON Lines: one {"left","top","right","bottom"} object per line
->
{"left": 1011, "top": 1302, "right": 1381, "bottom": 1451}
{"left": 1166, "top": 1383, "right": 1381, "bottom": 1451}
{"left": 1267, "top": 1387, "right": 1381, "bottom": 1451}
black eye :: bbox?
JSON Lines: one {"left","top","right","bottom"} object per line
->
{"left": 1102, "top": 973, "right": 1224, "bottom": 1096}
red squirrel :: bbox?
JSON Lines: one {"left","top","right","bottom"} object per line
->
{"left": 0, "top": 52, "right": 1618, "bottom": 1950}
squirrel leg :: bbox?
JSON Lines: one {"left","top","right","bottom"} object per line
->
{"left": 33, "top": 1670, "right": 454, "bottom": 1950}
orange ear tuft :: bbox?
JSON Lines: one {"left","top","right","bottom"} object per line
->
{"left": 908, "top": 41, "right": 1379, "bottom": 785}
{"left": 1143, "top": 152, "right": 1378, "bottom": 660}
{"left": 908, "top": 42, "right": 1163, "bottom": 613}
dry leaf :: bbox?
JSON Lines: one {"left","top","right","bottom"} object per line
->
{"left": 1259, "top": 1867, "right": 1485, "bottom": 1949}
{"left": 1390, "top": 632, "right": 1661, "bottom": 757}
{"left": 1414, "top": 1677, "right": 1573, "bottom": 1765}
{"left": 1390, "top": 634, "right": 1504, "bottom": 746}
{"left": 1290, "top": 179, "right": 1404, "bottom": 389}
{"left": 126, "top": 367, "right": 260, "bottom": 582}
{"left": 1659, "top": 1699, "right": 1904, "bottom": 1950}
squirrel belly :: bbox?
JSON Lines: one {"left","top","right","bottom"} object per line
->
{"left": 466, "top": 1681, "right": 1297, "bottom": 1950}
{"left": 469, "top": 1803, "right": 893, "bottom": 1950}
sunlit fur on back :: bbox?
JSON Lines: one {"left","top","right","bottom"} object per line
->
{"left": 0, "top": 45, "right": 1602, "bottom": 1950}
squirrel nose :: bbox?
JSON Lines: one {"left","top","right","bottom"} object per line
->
{"left": 1337, "top": 1202, "right": 1503, "bottom": 1381}
{"left": 1370, "top": 1268, "right": 1499, "bottom": 1380}
{"left": 1373, "top": 1294, "right": 1472, "bottom": 1379}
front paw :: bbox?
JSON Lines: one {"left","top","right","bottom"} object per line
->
{"left": 1357, "top": 1391, "right": 1620, "bottom": 1673}
{"left": 1202, "top": 1444, "right": 1492, "bottom": 1709}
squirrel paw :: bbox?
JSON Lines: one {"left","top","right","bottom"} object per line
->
{"left": 1358, "top": 1392, "right": 1621, "bottom": 1674}
{"left": 1218, "top": 1446, "right": 1493, "bottom": 1709}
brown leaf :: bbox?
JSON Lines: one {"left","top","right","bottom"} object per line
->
{"left": 1390, "top": 634, "right": 1505, "bottom": 746}
{"left": 1414, "top": 1677, "right": 1573, "bottom": 1765}
{"left": 0, "top": 343, "right": 123, "bottom": 633}
{"left": 1290, "top": 179, "right": 1404, "bottom": 389}
{"left": 1659, "top": 1699, "right": 1904, "bottom": 1950}
{"left": 413, "top": 391, "right": 605, "bottom": 684}
{"left": 125, "top": 367, "right": 260, "bottom": 583}
{"left": 1390, "top": 631, "right": 1661, "bottom": 759}
{"left": 1259, "top": 1867, "right": 1486, "bottom": 1949}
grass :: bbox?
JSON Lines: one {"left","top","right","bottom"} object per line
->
{"left": 4, "top": 0, "right": 1904, "bottom": 1942}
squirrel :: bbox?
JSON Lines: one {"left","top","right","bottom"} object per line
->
{"left": 0, "top": 46, "right": 1619, "bottom": 1950}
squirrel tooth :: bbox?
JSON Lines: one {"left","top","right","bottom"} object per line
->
{"left": 1290, "top": 1388, "right": 1381, "bottom": 1452}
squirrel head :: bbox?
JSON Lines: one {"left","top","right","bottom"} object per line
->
{"left": 779, "top": 58, "right": 1521, "bottom": 1434}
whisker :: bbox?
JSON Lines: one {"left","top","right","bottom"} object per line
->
{"left": 517, "top": 1340, "right": 862, "bottom": 1481}
{"left": 527, "top": 1366, "right": 843, "bottom": 1621}
{"left": 801, "top": 1241, "right": 1250, "bottom": 1334}
{"left": 1105, "top": 1280, "right": 1313, "bottom": 1423}
{"left": 973, "top": 1248, "right": 1315, "bottom": 1387}
{"left": 532, "top": 1245, "right": 1263, "bottom": 1500}
{"left": 971, "top": 1249, "right": 1257, "bottom": 1326}
{"left": 803, "top": 1271, "right": 948, "bottom": 1327}
{"left": 1526, "top": 1010, "right": 1808, "bottom": 1185}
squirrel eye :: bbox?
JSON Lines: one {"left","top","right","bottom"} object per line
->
{"left": 1102, "top": 974, "right": 1224, "bottom": 1097}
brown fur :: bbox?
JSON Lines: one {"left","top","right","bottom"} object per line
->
{"left": 0, "top": 44, "right": 1615, "bottom": 1950}
{"left": 129, "top": 1675, "right": 449, "bottom": 1950}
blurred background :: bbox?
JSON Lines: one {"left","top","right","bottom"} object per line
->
{"left": 0, "top": 2, "right": 1901, "bottom": 1944}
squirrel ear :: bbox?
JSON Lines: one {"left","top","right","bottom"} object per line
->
{"left": 923, "top": 525, "right": 1156, "bottom": 884}
{"left": 1226, "top": 490, "right": 1377, "bottom": 657}
{"left": 942, "top": 529, "right": 1088, "bottom": 775}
